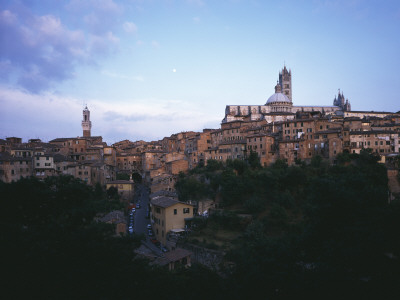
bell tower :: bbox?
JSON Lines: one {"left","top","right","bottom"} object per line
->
{"left": 82, "top": 105, "right": 92, "bottom": 137}
{"left": 279, "top": 65, "right": 292, "bottom": 101}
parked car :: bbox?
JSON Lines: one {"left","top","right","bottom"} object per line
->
{"left": 148, "top": 230, "right": 154, "bottom": 237}
{"left": 147, "top": 224, "right": 152, "bottom": 229}
{"left": 150, "top": 239, "right": 160, "bottom": 247}
{"left": 161, "top": 246, "right": 168, "bottom": 253}
{"left": 136, "top": 203, "right": 140, "bottom": 209}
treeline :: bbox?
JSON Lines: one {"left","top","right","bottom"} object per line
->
{"left": 0, "top": 176, "right": 220, "bottom": 300}
{"left": 176, "top": 151, "right": 400, "bottom": 298}
{"left": 2, "top": 150, "right": 400, "bottom": 299}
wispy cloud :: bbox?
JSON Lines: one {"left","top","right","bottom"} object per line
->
{"left": 101, "top": 70, "right": 144, "bottom": 81}
{"left": 123, "top": 21, "right": 137, "bottom": 34}
{"left": 0, "top": 4, "right": 123, "bottom": 93}
{"left": 193, "top": 16, "right": 201, "bottom": 23}
{"left": 0, "top": 87, "right": 218, "bottom": 143}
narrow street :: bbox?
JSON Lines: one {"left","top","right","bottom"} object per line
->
{"left": 133, "top": 183, "right": 163, "bottom": 256}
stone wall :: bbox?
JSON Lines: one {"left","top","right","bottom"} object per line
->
{"left": 178, "top": 242, "right": 225, "bottom": 271}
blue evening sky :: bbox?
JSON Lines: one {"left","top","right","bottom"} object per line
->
{"left": 1, "top": 0, "right": 399, "bottom": 144}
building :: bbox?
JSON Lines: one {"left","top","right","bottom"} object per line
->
{"left": 106, "top": 180, "right": 135, "bottom": 202}
{"left": 222, "top": 67, "right": 350, "bottom": 124}
{"left": 82, "top": 105, "right": 92, "bottom": 137}
{"left": 150, "top": 196, "right": 194, "bottom": 246}
{"left": 152, "top": 248, "right": 192, "bottom": 270}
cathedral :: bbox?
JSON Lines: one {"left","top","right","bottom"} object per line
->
{"left": 222, "top": 66, "right": 351, "bottom": 123}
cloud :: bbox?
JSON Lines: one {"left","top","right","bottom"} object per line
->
{"left": 66, "top": 0, "right": 123, "bottom": 35}
{"left": 123, "top": 21, "right": 137, "bottom": 34}
{"left": 89, "top": 31, "right": 120, "bottom": 55}
{"left": 193, "top": 16, "right": 201, "bottom": 23}
{"left": 0, "top": 5, "right": 123, "bottom": 93}
{"left": 101, "top": 70, "right": 144, "bottom": 81}
{"left": 0, "top": 87, "right": 219, "bottom": 144}
{"left": 151, "top": 40, "right": 160, "bottom": 48}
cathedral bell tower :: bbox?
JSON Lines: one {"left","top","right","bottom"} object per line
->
{"left": 82, "top": 105, "right": 92, "bottom": 137}
{"left": 279, "top": 65, "right": 292, "bottom": 101}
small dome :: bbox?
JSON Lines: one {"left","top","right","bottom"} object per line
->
{"left": 266, "top": 93, "right": 291, "bottom": 105}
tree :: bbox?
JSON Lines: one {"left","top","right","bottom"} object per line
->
{"left": 116, "top": 172, "right": 130, "bottom": 180}
{"left": 247, "top": 150, "right": 261, "bottom": 169}
{"left": 132, "top": 171, "right": 142, "bottom": 183}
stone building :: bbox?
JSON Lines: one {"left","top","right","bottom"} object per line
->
{"left": 222, "top": 67, "right": 344, "bottom": 124}
{"left": 246, "top": 133, "right": 277, "bottom": 166}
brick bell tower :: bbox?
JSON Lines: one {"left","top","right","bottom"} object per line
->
{"left": 82, "top": 105, "right": 92, "bottom": 137}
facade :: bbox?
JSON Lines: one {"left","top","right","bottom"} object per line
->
{"left": 150, "top": 196, "right": 194, "bottom": 245}
{"left": 222, "top": 67, "right": 347, "bottom": 124}
{"left": 106, "top": 180, "right": 135, "bottom": 202}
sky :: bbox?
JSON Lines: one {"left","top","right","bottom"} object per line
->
{"left": 1, "top": 0, "right": 399, "bottom": 144}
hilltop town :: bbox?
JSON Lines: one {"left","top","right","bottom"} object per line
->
{"left": 1, "top": 66, "right": 399, "bottom": 188}
{"left": 2, "top": 67, "right": 400, "bottom": 298}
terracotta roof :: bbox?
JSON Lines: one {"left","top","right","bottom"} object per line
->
{"left": 151, "top": 197, "right": 179, "bottom": 208}
{"left": 107, "top": 180, "right": 134, "bottom": 184}
{"left": 149, "top": 190, "right": 178, "bottom": 199}
{"left": 151, "top": 197, "right": 192, "bottom": 208}
{"left": 164, "top": 248, "right": 192, "bottom": 262}
{"left": 315, "top": 129, "right": 342, "bottom": 134}
{"left": 349, "top": 130, "right": 397, "bottom": 135}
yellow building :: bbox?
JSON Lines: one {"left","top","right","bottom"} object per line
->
{"left": 150, "top": 197, "right": 194, "bottom": 245}
{"left": 106, "top": 180, "right": 135, "bottom": 202}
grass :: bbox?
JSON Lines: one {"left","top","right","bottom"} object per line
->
{"left": 187, "top": 227, "right": 242, "bottom": 251}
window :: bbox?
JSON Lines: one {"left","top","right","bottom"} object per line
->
{"left": 156, "top": 208, "right": 161, "bottom": 214}
{"left": 183, "top": 208, "right": 190, "bottom": 214}
{"left": 174, "top": 209, "right": 177, "bottom": 215}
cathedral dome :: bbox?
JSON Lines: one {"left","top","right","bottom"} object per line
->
{"left": 266, "top": 93, "right": 291, "bottom": 105}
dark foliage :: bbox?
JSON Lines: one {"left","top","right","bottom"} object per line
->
{"left": 176, "top": 152, "right": 400, "bottom": 299}
{"left": 0, "top": 176, "right": 224, "bottom": 299}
